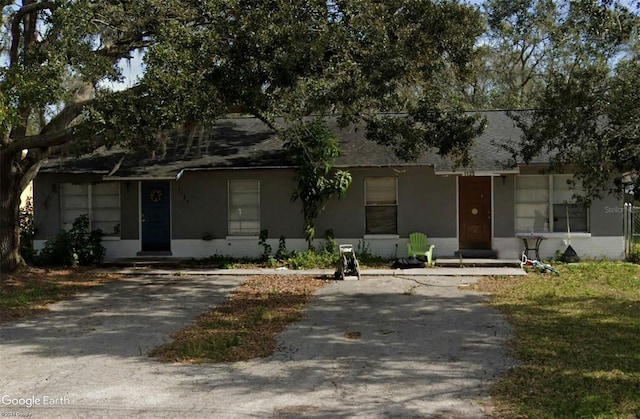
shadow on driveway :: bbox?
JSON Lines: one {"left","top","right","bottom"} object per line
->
{"left": 0, "top": 275, "right": 515, "bottom": 418}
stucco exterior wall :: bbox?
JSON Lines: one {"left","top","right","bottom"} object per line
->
{"left": 589, "top": 191, "right": 624, "bottom": 237}
{"left": 493, "top": 175, "right": 515, "bottom": 237}
{"left": 32, "top": 167, "right": 625, "bottom": 260}
{"left": 171, "top": 169, "right": 304, "bottom": 240}
{"left": 120, "top": 181, "right": 139, "bottom": 240}
{"left": 316, "top": 167, "right": 457, "bottom": 239}
{"left": 398, "top": 169, "right": 457, "bottom": 238}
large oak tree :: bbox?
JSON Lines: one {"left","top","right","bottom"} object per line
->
{"left": 1, "top": 0, "right": 485, "bottom": 272}
{"left": 462, "top": 0, "right": 639, "bottom": 200}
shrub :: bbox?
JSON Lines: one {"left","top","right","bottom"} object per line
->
{"left": 19, "top": 197, "right": 37, "bottom": 264}
{"left": 628, "top": 243, "right": 640, "bottom": 264}
{"left": 284, "top": 250, "right": 336, "bottom": 270}
{"left": 324, "top": 229, "right": 337, "bottom": 254}
{"left": 38, "top": 214, "right": 105, "bottom": 266}
{"left": 275, "top": 236, "right": 289, "bottom": 260}
{"left": 258, "top": 229, "right": 272, "bottom": 260}
{"left": 356, "top": 239, "right": 387, "bottom": 267}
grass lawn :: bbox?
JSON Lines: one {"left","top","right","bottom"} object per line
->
{"left": 148, "top": 274, "right": 328, "bottom": 363}
{"left": 0, "top": 267, "right": 119, "bottom": 324}
{"left": 474, "top": 261, "right": 640, "bottom": 418}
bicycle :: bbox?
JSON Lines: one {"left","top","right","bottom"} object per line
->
{"left": 521, "top": 251, "right": 560, "bottom": 275}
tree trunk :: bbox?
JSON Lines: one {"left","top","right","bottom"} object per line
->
{"left": 1, "top": 151, "right": 27, "bottom": 274}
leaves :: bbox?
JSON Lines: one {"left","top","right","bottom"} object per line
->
{"left": 366, "top": 105, "right": 486, "bottom": 168}
{"left": 283, "top": 119, "right": 352, "bottom": 247}
{"left": 2, "top": 0, "right": 486, "bottom": 270}
{"left": 478, "top": 0, "right": 640, "bottom": 200}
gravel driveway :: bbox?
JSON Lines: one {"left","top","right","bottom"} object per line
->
{"left": 0, "top": 274, "right": 514, "bottom": 418}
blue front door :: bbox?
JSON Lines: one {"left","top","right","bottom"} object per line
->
{"left": 141, "top": 181, "right": 171, "bottom": 252}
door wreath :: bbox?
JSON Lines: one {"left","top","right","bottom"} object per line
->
{"left": 149, "top": 188, "right": 163, "bottom": 203}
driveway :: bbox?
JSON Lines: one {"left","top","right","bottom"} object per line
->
{"left": 0, "top": 274, "right": 515, "bottom": 418}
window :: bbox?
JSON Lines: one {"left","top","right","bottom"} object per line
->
{"left": 515, "top": 175, "right": 589, "bottom": 233}
{"left": 365, "top": 177, "right": 397, "bottom": 234}
{"left": 552, "top": 174, "right": 589, "bottom": 233}
{"left": 228, "top": 180, "right": 260, "bottom": 236}
{"left": 61, "top": 182, "right": 121, "bottom": 236}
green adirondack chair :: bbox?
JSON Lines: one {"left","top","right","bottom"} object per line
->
{"left": 407, "top": 232, "right": 435, "bottom": 266}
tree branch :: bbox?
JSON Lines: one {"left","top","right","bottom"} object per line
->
{"left": 9, "top": 1, "right": 57, "bottom": 66}
{"left": 96, "top": 38, "right": 154, "bottom": 60}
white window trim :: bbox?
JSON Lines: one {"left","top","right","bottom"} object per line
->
{"left": 514, "top": 175, "right": 590, "bottom": 234}
{"left": 364, "top": 177, "right": 398, "bottom": 235}
{"left": 60, "top": 182, "right": 121, "bottom": 238}
{"left": 227, "top": 179, "right": 261, "bottom": 236}
{"left": 363, "top": 234, "right": 400, "bottom": 239}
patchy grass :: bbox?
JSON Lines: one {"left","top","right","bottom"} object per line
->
{"left": 166, "top": 251, "right": 392, "bottom": 270}
{"left": 148, "top": 275, "right": 329, "bottom": 363}
{"left": 473, "top": 261, "right": 640, "bottom": 418}
{"left": 0, "top": 267, "right": 119, "bottom": 324}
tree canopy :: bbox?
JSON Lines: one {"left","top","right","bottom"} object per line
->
{"left": 463, "top": 0, "right": 640, "bottom": 200}
{"left": 1, "top": 0, "right": 485, "bottom": 271}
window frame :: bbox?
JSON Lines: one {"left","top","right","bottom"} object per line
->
{"left": 60, "top": 182, "right": 121, "bottom": 237}
{"left": 227, "top": 179, "right": 261, "bottom": 236}
{"left": 514, "top": 174, "right": 590, "bottom": 234}
{"left": 364, "top": 177, "right": 398, "bottom": 235}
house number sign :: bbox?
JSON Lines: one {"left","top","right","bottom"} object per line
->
{"left": 149, "top": 188, "right": 163, "bottom": 203}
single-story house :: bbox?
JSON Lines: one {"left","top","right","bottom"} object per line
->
{"left": 32, "top": 111, "right": 625, "bottom": 261}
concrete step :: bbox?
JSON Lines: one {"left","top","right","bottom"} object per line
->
{"left": 436, "top": 258, "right": 521, "bottom": 268}
{"left": 454, "top": 249, "right": 499, "bottom": 258}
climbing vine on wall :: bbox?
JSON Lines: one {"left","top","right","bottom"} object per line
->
{"left": 283, "top": 120, "right": 352, "bottom": 248}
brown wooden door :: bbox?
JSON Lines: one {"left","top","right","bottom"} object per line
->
{"left": 459, "top": 177, "right": 492, "bottom": 250}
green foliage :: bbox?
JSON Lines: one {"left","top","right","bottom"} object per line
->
{"left": 478, "top": 0, "right": 640, "bottom": 199}
{"left": 283, "top": 250, "right": 337, "bottom": 270}
{"left": 356, "top": 240, "right": 373, "bottom": 261}
{"left": 19, "top": 197, "right": 36, "bottom": 265}
{"left": 324, "top": 229, "right": 337, "bottom": 254}
{"left": 627, "top": 243, "right": 640, "bottom": 264}
{"left": 283, "top": 120, "right": 352, "bottom": 247}
{"left": 38, "top": 231, "right": 76, "bottom": 267}
{"left": 366, "top": 105, "right": 486, "bottom": 168}
{"left": 2, "top": 0, "right": 486, "bottom": 272}
{"left": 355, "top": 239, "right": 387, "bottom": 267}
{"left": 258, "top": 229, "right": 272, "bottom": 260}
{"left": 275, "top": 236, "right": 289, "bottom": 261}
{"left": 38, "top": 215, "right": 105, "bottom": 267}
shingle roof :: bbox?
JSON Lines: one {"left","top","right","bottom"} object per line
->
{"left": 41, "top": 110, "right": 533, "bottom": 178}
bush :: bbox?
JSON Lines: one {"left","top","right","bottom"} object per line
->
{"left": 284, "top": 250, "right": 336, "bottom": 270}
{"left": 275, "top": 236, "right": 289, "bottom": 260}
{"left": 324, "top": 229, "right": 337, "bottom": 254}
{"left": 258, "top": 229, "right": 272, "bottom": 260}
{"left": 355, "top": 239, "right": 384, "bottom": 265}
{"left": 38, "top": 214, "right": 105, "bottom": 266}
{"left": 19, "top": 197, "right": 37, "bottom": 264}
{"left": 628, "top": 243, "right": 640, "bottom": 264}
